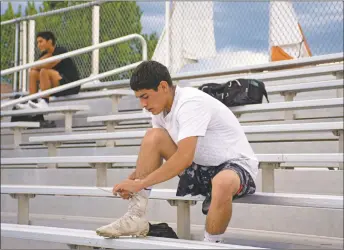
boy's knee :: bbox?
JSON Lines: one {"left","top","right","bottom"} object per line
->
{"left": 144, "top": 128, "right": 169, "bottom": 145}
{"left": 211, "top": 170, "right": 241, "bottom": 202}
{"left": 29, "top": 69, "right": 40, "bottom": 78}
{"left": 40, "top": 68, "right": 49, "bottom": 76}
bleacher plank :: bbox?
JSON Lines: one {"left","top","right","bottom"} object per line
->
{"left": 1, "top": 105, "right": 89, "bottom": 132}
{"left": 1, "top": 154, "right": 343, "bottom": 191}
{"left": 50, "top": 89, "right": 134, "bottom": 113}
{"left": 266, "top": 79, "right": 343, "bottom": 95}
{"left": 184, "top": 63, "right": 343, "bottom": 88}
{"left": 87, "top": 98, "right": 344, "bottom": 126}
{"left": 2, "top": 185, "right": 342, "bottom": 209}
{"left": 1, "top": 122, "right": 40, "bottom": 148}
{"left": 81, "top": 54, "right": 343, "bottom": 91}
{"left": 1, "top": 185, "right": 342, "bottom": 240}
{"left": 27, "top": 122, "right": 343, "bottom": 149}
{"left": 1, "top": 223, "right": 248, "bottom": 249}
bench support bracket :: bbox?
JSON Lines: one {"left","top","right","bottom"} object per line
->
{"left": 10, "top": 194, "right": 35, "bottom": 225}
{"left": 260, "top": 163, "right": 280, "bottom": 192}
{"left": 168, "top": 200, "right": 197, "bottom": 240}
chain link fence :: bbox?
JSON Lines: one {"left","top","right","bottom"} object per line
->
{"left": 1, "top": 1, "right": 342, "bottom": 88}
{"left": 0, "top": 22, "right": 17, "bottom": 86}
{"left": 175, "top": 1, "right": 343, "bottom": 73}
{"left": 0, "top": 1, "right": 163, "bottom": 88}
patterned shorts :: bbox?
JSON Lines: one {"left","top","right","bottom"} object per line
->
{"left": 176, "top": 160, "right": 256, "bottom": 215}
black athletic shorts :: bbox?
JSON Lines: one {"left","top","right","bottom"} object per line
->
{"left": 176, "top": 160, "right": 256, "bottom": 215}
{"left": 51, "top": 73, "right": 80, "bottom": 97}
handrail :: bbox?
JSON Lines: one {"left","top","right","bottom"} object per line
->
{"left": 1, "top": 1, "right": 106, "bottom": 26}
{"left": 1, "top": 62, "right": 141, "bottom": 109}
{"left": 1, "top": 34, "right": 147, "bottom": 76}
{"left": 1, "top": 33, "right": 147, "bottom": 109}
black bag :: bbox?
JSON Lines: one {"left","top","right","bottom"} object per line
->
{"left": 147, "top": 222, "right": 178, "bottom": 239}
{"left": 199, "top": 78, "right": 269, "bottom": 107}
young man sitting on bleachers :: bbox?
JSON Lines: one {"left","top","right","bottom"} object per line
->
{"left": 96, "top": 61, "right": 258, "bottom": 243}
{"left": 16, "top": 31, "right": 80, "bottom": 109}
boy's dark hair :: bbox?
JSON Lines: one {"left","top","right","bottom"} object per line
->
{"left": 36, "top": 31, "right": 56, "bottom": 46}
{"left": 130, "top": 61, "right": 173, "bottom": 91}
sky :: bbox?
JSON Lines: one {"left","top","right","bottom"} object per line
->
{"left": 1, "top": 1, "right": 343, "bottom": 72}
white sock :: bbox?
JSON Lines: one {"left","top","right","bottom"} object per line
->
{"left": 143, "top": 186, "right": 152, "bottom": 196}
{"left": 135, "top": 179, "right": 151, "bottom": 197}
{"left": 204, "top": 231, "right": 224, "bottom": 243}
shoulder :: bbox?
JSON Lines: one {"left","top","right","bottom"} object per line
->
{"left": 53, "top": 46, "right": 68, "bottom": 54}
{"left": 177, "top": 87, "right": 210, "bottom": 108}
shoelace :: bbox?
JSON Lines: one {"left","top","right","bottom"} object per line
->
{"left": 96, "top": 187, "right": 134, "bottom": 197}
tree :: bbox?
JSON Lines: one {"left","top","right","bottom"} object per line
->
{"left": 25, "top": 2, "right": 38, "bottom": 16}
{"left": 1, "top": 3, "right": 22, "bottom": 85}
{"left": 1, "top": 1, "right": 159, "bottom": 83}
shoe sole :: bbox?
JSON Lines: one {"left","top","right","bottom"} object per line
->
{"left": 96, "top": 228, "right": 149, "bottom": 238}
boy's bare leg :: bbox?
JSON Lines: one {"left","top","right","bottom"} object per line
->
{"left": 96, "top": 128, "right": 177, "bottom": 237}
{"left": 29, "top": 69, "right": 40, "bottom": 94}
{"left": 204, "top": 170, "right": 241, "bottom": 242}
{"left": 135, "top": 128, "right": 177, "bottom": 178}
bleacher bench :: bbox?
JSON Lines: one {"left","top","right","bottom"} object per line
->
{"left": 50, "top": 89, "right": 134, "bottom": 113}
{"left": 184, "top": 63, "right": 343, "bottom": 88}
{"left": 1, "top": 153, "right": 343, "bottom": 191}
{"left": 1, "top": 223, "right": 253, "bottom": 249}
{"left": 27, "top": 122, "right": 344, "bottom": 158}
{"left": 1, "top": 122, "right": 40, "bottom": 147}
{"left": 1, "top": 185, "right": 342, "bottom": 240}
{"left": 87, "top": 98, "right": 344, "bottom": 125}
{"left": 80, "top": 54, "right": 343, "bottom": 91}
{"left": 1, "top": 105, "right": 89, "bottom": 132}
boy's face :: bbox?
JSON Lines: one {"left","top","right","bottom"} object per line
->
{"left": 134, "top": 81, "right": 169, "bottom": 115}
{"left": 37, "top": 36, "right": 53, "bottom": 52}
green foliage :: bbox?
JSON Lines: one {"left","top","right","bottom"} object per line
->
{"left": 1, "top": 3, "right": 23, "bottom": 84}
{"left": 1, "top": 1, "right": 158, "bottom": 83}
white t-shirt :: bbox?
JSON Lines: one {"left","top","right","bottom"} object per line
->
{"left": 151, "top": 86, "right": 259, "bottom": 183}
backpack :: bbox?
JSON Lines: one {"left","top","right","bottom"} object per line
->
{"left": 199, "top": 78, "right": 269, "bottom": 107}
{"left": 147, "top": 222, "right": 178, "bottom": 239}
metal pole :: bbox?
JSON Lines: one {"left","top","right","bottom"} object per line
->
{"left": 13, "top": 22, "right": 20, "bottom": 92}
{"left": 92, "top": 4, "right": 100, "bottom": 76}
{"left": 165, "top": 0, "right": 171, "bottom": 70}
{"left": 28, "top": 20, "right": 36, "bottom": 66}
{"left": 22, "top": 21, "right": 27, "bottom": 92}
{"left": 19, "top": 21, "right": 23, "bottom": 91}
{"left": 27, "top": 20, "right": 35, "bottom": 94}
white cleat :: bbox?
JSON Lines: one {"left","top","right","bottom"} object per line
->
{"left": 96, "top": 190, "right": 149, "bottom": 238}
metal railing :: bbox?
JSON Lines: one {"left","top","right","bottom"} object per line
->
{"left": 1, "top": 1, "right": 105, "bottom": 92}
{"left": 0, "top": 1, "right": 105, "bottom": 25}
{"left": 1, "top": 34, "right": 147, "bottom": 109}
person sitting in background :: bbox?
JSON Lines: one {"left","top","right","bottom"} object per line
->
{"left": 17, "top": 31, "right": 81, "bottom": 109}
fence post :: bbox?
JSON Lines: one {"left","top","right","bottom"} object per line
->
{"left": 92, "top": 4, "right": 100, "bottom": 77}
{"left": 28, "top": 20, "right": 36, "bottom": 70}
{"left": 165, "top": 0, "right": 171, "bottom": 71}
{"left": 20, "top": 21, "right": 28, "bottom": 92}
{"left": 13, "top": 22, "right": 20, "bottom": 92}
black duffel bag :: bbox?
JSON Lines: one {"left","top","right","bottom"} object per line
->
{"left": 147, "top": 222, "right": 178, "bottom": 239}
{"left": 199, "top": 78, "right": 269, "bottom": 107}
